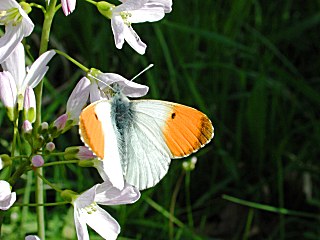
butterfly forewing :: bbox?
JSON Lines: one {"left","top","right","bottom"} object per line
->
{"left": 131, "top": 100, "right": 214, "bottom": 158}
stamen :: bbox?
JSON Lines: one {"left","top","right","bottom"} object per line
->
{"left": 0, "top": 8, "right": 21, "bottom": 26}
{"left": 84, "top": 202, "right": 98, "bottom": 214}
{"left": 120, "top": 11, "right": 132, "bottom": 26}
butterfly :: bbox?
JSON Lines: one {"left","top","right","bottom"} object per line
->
{"left": 79, "top": 87, "right": 214, "bottom": 190}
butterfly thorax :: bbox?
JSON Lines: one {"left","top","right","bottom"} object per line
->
{"left": 111, "top": 92, "right": 132, "bottom": 133}
{"left": 110, "top": 92, "right": 133, "bottom": 173}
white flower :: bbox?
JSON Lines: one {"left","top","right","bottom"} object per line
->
{"left": 61, "top": 0, "right": 76, "bottom": 16}
{"left": 0, "top": 180, "right": 16, "bottom": 210}
{"left": 25, "top": 235, "right": 41, "bottom": 240}
{"left": 110, "top": 0, "right": 172, "bottom": 54}
{"left": 0, "top": 43, "right": 55, "bottom": 114}
{"left": 87, "top": 68, "right": 149, "bottom": 102}
{"left": 66, "top": 77, "right": 91, "bottom": 123}
{"left": 72, "top": 180, "right": 140, "bottom": 240}
{"left": 0, "top": 0, "right": 34, "bottom": 63}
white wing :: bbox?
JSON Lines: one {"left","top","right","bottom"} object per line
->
{"left": 124, "top": 101, "right": 174, "bottom": 190}
{"left": 94, "top": 102, "right": 125, "bottom": 190}
{"left": 124, "top": 100, "right": 214, "bottom": 190}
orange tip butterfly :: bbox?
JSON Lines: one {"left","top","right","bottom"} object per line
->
{"left": 79, "top": 87, "right": 214, "bottom": 190}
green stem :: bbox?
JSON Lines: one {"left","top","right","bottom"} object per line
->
{"left": 21, "top": 171, "right": 33, "bottom": 233}
{"left": 42, "top": 151, "right": 68, "bottom": 157}
{"left": 42, "top": 160, "right": 79, "bottom": 168}
{"left": 29, "top": 3, "right": 46, "bottom": 13}
{"left": 84, "top": 0, "right": 98, "bottom": 5}
{"left": 11, "top": 121, "right": 18, "bottom": 157}
{"left": 33, "top": 169, "right": 63, "bottom": 193}
{"left": 54, "top": 49, "right": 89, "bottom": 72}
{"left": 34, "top": 1, "right": 57, "bottom": 239}
{"left": 185, "top": 171, "right": 194, "bottom": 229}
{"left": 14, "top": 202, "right": 69, "bottom": 207}
{"left": 8, "top": 161, "right": 31, "bottom": 186}
{"left": 12, "top": 155, "right": 29, "bottom": 160}
{"left": 169, "top": 170, "right": 185, "bottom": 240}
{"left": 0, "top": 213, "right": 4, "bottom": 236}
{"left": 222, "top": 194, "right": 320, "bottom": 220}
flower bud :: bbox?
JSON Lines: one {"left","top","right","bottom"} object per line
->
{"left": 41, "top": 122, "right": 49, "bottom": 130}
{"left": 31, "top": 155, "right": 44, "bottom": 167}
{"left": 0, "top": 154, "right": 12, "bottom": 170}
{"left": 22, "top": 120, "right": 33, "bottom": 134}
{"left": 0, "top": 72, "right": 17, "bottom": 122}
{"left": 46, "top": 142, "right": 55, "bottom": 152}
{"left": 182, "top": 157, "right": 197, "bottom": 171}
{"left": 20, "top": 2, "right": 32, "bottom": 14}
{"left": 53, "top": 114, "right": 68, "bottom": 131}
{"left": 78, "top": 159, "right": 95, "bottom": 168}
{"left": 97, "top": 1, "right": 115, "bottom": 19}
{"left": 65, "top": 146, "right": 95, "bottom": 160}
{"left": 61, "top": 189, "right": 78, "bottom": 203}
{"left": 23, "top": 87, "right": 36, "bottom": 123}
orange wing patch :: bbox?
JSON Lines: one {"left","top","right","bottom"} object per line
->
{"left": 163, "top": 104, "right": 214, "bottom": 158}
{"left": 79, "top": 103, "right": 105, "bottom": 159}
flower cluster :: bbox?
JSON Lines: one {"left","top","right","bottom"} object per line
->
{"left": 0, "top": 0, "right": 173, "bottom": 239}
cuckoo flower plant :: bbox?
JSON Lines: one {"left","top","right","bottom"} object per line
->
{"left": 0, "top": 43, "right": 55, "bottom": 120}
{"left": 97, "top": 0, "right": 172, "bottom": 54}
{"left": 0, "top": 0, "right": 34, "bottom": 63}
{"left": 68, "top": 180, "right": 140, "bottom": 240}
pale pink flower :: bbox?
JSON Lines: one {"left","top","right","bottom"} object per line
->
{"left": 0, "top": 0, "right": 34, "bottom": 63}
{"left": 72, "top": 180, "right": 140, "bottom": 240}
{"left": 0, "top": 180, "right": 16, "bottom": 210}
{"left": 110, "top": 0, "right": 172, "bottom": 54}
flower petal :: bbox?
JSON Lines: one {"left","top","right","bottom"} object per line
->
{"left": 0, "top": 0, "right": 20, "bottom": 9}
{"left": 19, "top": 6, "right": 35, "bottom": 36}
{"left": 61, "top": 0, "right": 77, "bottom": 16}
{"left": 97, "top": 73, "right": 148, "bottom": 97}
{"left": 23, "top": 50, "right": 55, "bottom": 90}
{"left": 114, "top": 0, "right": 148, "bottom": 12}
{"left": 0, "top": 180, "right": 12, "bottom": 201}
{"left": 95, "top": 181, "right": 140, "bottom": 205}
{"left": 148, "top": 0, "right": 172, "bottom": 13}
{"left": 0, "top": 24, "right": 24, "bottom": 64}
{"left": 66, "top": 77, "right": 90, "bottom": 122}
{"left": 85, "top": 205, "right": 120, "bottom": 240}
{"left": 123, "top": 25, "right": 146, "bottom": 55}
{"left": 128, "top": 3, "right": 165, "bottom": 23}
{"left": 111, "top": 16, "right": 125, "bottom": 50}
{"left": 0, "top": 71, "right": 17, "bottom": 108}
{"left": 1, "top": 42, "right": 26, "bottom": 92}
{"left": 74, "top": 203, "right": 90, "bottom": 240}
{"left": 25, "top": 235, "right": 41, "bottom": 240}
{"left": 0, "top": 180, "right": 16, "bottom": 210}
{"left": 89, "top": 83, "right": 104, "bottom": 102}
{"left": 75, "top": 184, "right": 99, "bottom": 209}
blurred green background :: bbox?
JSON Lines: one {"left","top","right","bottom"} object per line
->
{"left": 2, "top": 0, "right": 320, "bottom": 239}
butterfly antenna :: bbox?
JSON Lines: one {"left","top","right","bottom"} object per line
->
{"left": 130, "top": 64, "right": 154, "bottom": 82}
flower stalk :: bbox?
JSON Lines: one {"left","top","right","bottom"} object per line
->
{"left": 34, "top": 1, "right": 58, "bottom": 239}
